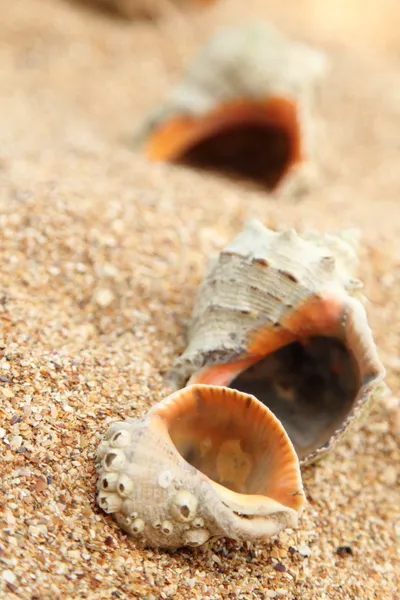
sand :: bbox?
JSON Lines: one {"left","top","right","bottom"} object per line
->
{"left": 0, "top": 0, "right": 399, "bottom": 598}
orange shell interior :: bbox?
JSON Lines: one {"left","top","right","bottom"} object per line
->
{"left": 152, "top": 384, "right": 304, "bottom": 512}
{"left": 144, "top": 97, "right": 302, "bottom": 190}
{"left": 189, "top": 292, "right": 345, "bottom": 387}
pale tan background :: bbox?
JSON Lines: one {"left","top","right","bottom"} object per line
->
{"left": 0, "top": 1, "right": 399, "bottom": 598}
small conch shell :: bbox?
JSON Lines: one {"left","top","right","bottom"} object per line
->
{"left": 169, "top": 220, "right": 386, "bottom": 465}
{"left": 95, "top": 384, "right": 305, "bottom": 549}
{"left": 135, "top": 21, "right": 327, "bottom": 192}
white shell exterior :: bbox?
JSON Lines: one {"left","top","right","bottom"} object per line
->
{"left": 170, "top": 220, "right": 361, "bottom": 384}
{"left": 95, "top": 385, "right": 305, "bottom": 549}
{"left": 136, "top": 21, "right": 328, "bottom": 191}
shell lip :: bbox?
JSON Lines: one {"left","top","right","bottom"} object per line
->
{"left": 149, "top": 384, "right": 305, "bottom": 512}
{"left": 173, "top": 301, "right": 385, "bottom": 466}
{"left": 143, "top": 97, "right": 302, "bottom": 190}
{"left": 174, "top": 290, "right": 351, "bottom": 383}
{"left": 208, "top": 480, "right": 302, "bottom": 541}
{"left": 210, "top": 479, "right": 304, "bottom": 520}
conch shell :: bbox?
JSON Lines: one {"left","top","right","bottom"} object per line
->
{"left": 75, "top": 0, "right": 216, "bottom": 21}
{"left": 169, "top": 220, "right": 386, "bottom": 464}
{"left": 136, "top": 22, "right": 327, "bottom": 191}
{"left": 95, "top": 384, "right": 305, "bottom": 549}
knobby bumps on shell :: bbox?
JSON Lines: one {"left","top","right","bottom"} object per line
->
{"left": 95, "top": 384, "right": 305, "bottom": 550}
{"left": 95, "top": 221, "right": 385, "bottom": 550}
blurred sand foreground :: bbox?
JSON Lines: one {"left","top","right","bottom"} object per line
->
{"left": 0, "top": 0, "right": 399, "bottom": 599}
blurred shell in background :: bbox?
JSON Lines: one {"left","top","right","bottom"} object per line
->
{"left": 169, "top": 220, "right": 386, "bottom": 464}
{"left": 96, "top": 384, "right": 305, "bottom": 549}
{"left": 136, "top": 21, "right": 327, "bottom": 193}
{"left": 72, "top": 0, "right": 217, "bottom": 20}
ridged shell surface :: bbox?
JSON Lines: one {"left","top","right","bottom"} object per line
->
{"left": 169, "top": 220, "right": 386, "bottom": 464}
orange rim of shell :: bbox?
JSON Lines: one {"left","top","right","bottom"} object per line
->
{"left": 151, "top": 384, "right": 305, "bottom": 513}
{"left": 188, "top": 292, "right": 345, "bottom": 386}
{"left": 143, "top": 96, "right": 302, "bottom": 189}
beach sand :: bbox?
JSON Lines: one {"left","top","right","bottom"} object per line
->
{"left": 0, "top": 0, "right": 399, "bottom": 598}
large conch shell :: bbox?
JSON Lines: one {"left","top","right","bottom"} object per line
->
{"left": 95, "top": 384, "right": 305, "bottom": 549}
{"left": 169, "top": 220, "right": 386, "bottom": 464}
{"left": 135, "top": 22, "right": 327, "bottom": 192}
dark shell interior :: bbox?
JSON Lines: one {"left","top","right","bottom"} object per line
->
{"left": 179, "top": 123, "right": 292, "bottom": 190}
{"left": 228, "top": 335, "right": 361, "bottom": 460}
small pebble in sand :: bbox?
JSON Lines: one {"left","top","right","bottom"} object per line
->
{"left": 2, "top": 570, "right": 16, "bottom": 584}
{"left": 391, "top": 409, "right": 400, "bottom": 437}
{"left": 297, "top": 544, "right": 311, "bottom": 557}
{"left": 380, "top": 466, "right": 398, "bottom": 486}
{"left": 35, "top": 478, "right": 48, "bottom": 492}
{"left": 336, "top": 546, "right": 353, "bottom": 557}
{"left": 10, "top": 435, "right": 23, "bottom": 450}
{"left": 94, "top": 288, "right": 115, "bottom": 307}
